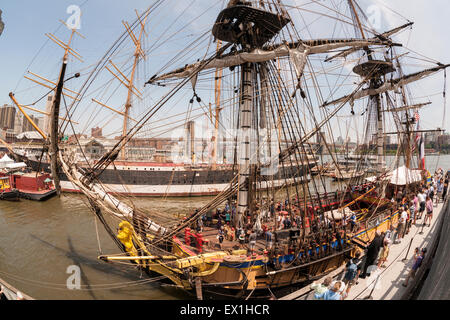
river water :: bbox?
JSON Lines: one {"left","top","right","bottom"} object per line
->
{"left": 0, "top": 155, "right": 449, "bottom": 300}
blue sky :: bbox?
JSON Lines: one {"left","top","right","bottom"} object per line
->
{"left": 0, "top": 0, "right": 448, "bottom": 142}
{"left": 0, "top": 1, "right": 156, "bottom": 98}
{"left": 0, "top": 0, "right": 225, "bottom": 138}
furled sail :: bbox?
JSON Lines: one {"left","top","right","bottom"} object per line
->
{"left": 146, "top": 38, "right": 393, "bottom": 84}
{"left": 322, "top": 64, "right": 450, "bottom": 108}
{"left": 325, "top": 22, "right": 414, "bottom": 62}
{"left": 383, "top": 102, "right": 431, "bottom": 113}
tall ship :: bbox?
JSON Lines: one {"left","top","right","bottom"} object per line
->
{"left": 19, "top": 152, "right": 316, "bottom": 196}
{"left": 6, "top": 0, "right": 448, "bottom": 298}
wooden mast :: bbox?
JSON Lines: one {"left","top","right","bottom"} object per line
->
{"left": 395, "top": 57, "right": 414, "bottom": 169}
{"left": 348, "top": 0, "right": 385, "bottom": 171}
{"left": 9, "top": 23, "right": 83, "bottom": 191}
{"left": 9, "top": 93, "right": 48, "bottom": 140}
{"left": 120, "top": 13, "right": 148, "bottom": 160}
{"left": 212, "top": 40, "right": 223, "bottom": 170}
{"left": 48, "top": 28, "right": 77, "bottom": 196}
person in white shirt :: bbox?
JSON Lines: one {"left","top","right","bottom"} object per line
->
{"left": 417, "top": 190, "right": 426, "bottom": 220}
{"left": 396, "top": 209, "right": 408, "bottom": 243}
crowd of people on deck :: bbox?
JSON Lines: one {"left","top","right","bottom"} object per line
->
{"left": 183, "top": 167, "right": 449, "bottom": 300}
{"left": 194, "top": 191, "right": 347, "bottom": 255}
{"left": 309, "top": 168, "right": 449, "bottom": 300}
{"left": 191, "top": 168, "right": 448, "bottom": 255}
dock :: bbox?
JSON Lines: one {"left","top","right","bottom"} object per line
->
{"left": 280, "top": 196, "right": 449, "bottom": 300}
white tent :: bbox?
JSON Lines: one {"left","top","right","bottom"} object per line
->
{"left": 0, "top": 154, "right": 14, "bottom": 163}
{"left": 0, "top": 154, "right": 27, "bottom": 171}
{"left": 366, "top": 165, "right": 422, "bottom": 186}
{"left": 0, "top": 154, "right": 14, "bottom": 169}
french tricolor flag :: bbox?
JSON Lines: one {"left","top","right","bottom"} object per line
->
{"left": 419, "top": 133, "right": 425, "bottom": 170}
{"left": 413, "top": 112, "right": 425, "bottom": 170}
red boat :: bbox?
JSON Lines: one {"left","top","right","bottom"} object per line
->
{"left": 10, "top": 172, "right": 56, "bottom": 201}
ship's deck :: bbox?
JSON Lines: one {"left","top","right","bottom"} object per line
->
{"left": 182, "top": 223, "right": 274, "bottom": 254}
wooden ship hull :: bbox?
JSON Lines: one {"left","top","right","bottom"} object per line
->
{"left": 96, "top": 190, "right": 395, "bottom": 299}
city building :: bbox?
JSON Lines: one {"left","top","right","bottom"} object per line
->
{"left": 43, "top": 94, "right": 54, "bottom": 136}
{"left": 16, "top": 131, "right": 45, "bottom": 143}
{"left": 0, "top": 104, "right": 16, "bottom": 130}
{"left": 13, "top": 112, "right": 23, "bottom": 134}
{"left": 91, "top": 127, "right": 103, "bottom": 138}
{"left": 437, "top": 133, "right": 450, "bottom": 146}
{"left": 21, "top": 114, "right": 40, "bottom": 133}
{"left": 0, "top": 129, "right": 16, "bottom": 143}
{"left": 425, "top": 131, "right": 440, "bottom": 145}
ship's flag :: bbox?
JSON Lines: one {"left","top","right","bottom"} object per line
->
{"left": 419, "top": 133, "right": 425, "bottom": 170}
{"left": 411, "top": 111, "right": 425, "bottom": 169}
{"left": 412, "top": 111, "right": 420, "bottom": 152}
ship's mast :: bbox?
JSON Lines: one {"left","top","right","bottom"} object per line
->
{"left": 9, "top": 22, "right": 83, "bottom": 190}
{"left": 348, "top": 0, "right": 387, "bottom": 171}
{"left": 211, "top": 1, "right": 290, "bottom": 227}
{"left": 48, "top": 29, "right": 76, "bottom": 195}
{"left": 237, "top": 61, "right": 253, "bottom": 227}
{"left": 397, "top": 61, "right": 413, "bottom": 169}
{"left": 212, "top": 40, "right": 223, "bottom": 170}
{"left": 121, "top": 13, "right": 148, "bottom": 160}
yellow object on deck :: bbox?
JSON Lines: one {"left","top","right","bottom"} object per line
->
{"left": 0, "top": 177, "right": 10, "bottom": 190}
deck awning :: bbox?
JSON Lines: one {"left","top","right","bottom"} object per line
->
{"left": 366, "top": 165, "right": 422, "bottom": 185}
